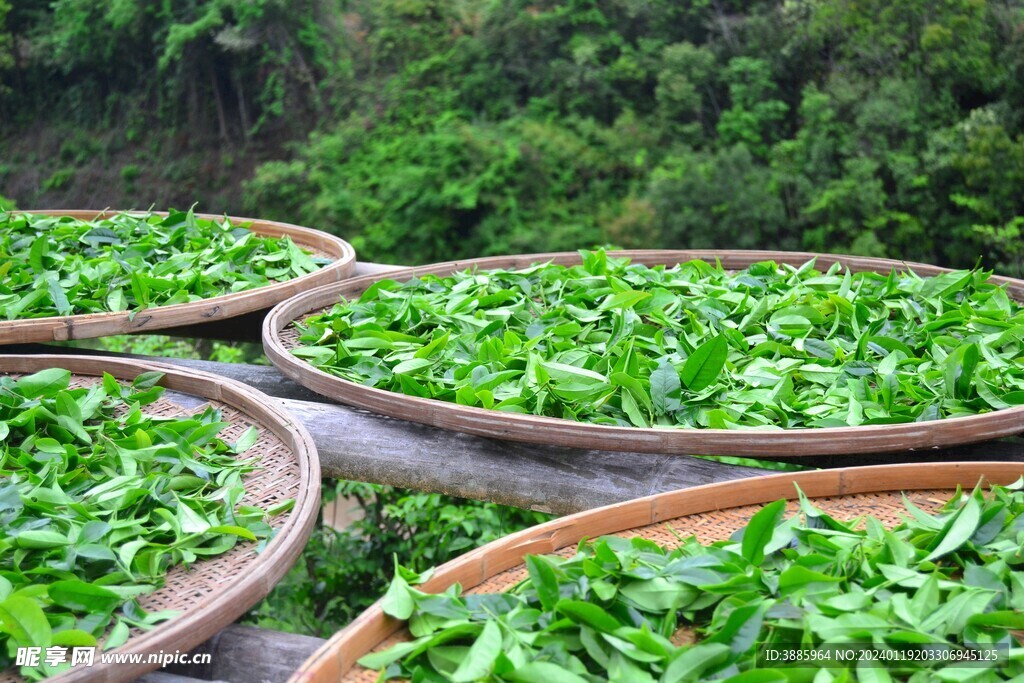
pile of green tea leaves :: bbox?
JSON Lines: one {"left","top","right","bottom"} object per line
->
{"left": 364, "top": 481, "right": 1024, "bottom": 682}
{"left": 294, "top": 250, "right": 1024, "bottom": 429}
{"left": 0, "top": 368, "right": 287, "bottom": 679}
{"left": 0, "top": 209, "right": 330, "bottom": 319}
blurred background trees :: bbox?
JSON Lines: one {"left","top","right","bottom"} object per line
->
{"left": 2, "top": 0, "right": 1024, "bottom": 273}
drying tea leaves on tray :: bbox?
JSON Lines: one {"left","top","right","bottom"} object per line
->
{"left": 0, "top": 209, "right": 330, "bottom": 319}
{"left": 294, "top": 250, "right": 1024, "bottom": 429}
{"left": 0, "top": 368, "right": 288, "bottom": 679}
{"left": 365, "top": 481, "right": 1024, "bottom": 682}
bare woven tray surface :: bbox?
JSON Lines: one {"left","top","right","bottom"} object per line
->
{"left": 0, "top": 210, "right": 357, "bottom": 345}
{"left": 0, "top": 355, "right": 321, "bottom": 683}
{"left": 291, "top": 462, "right": 1024, "bottom": 683}
{"left": 265, "top": 249, "right": 1024, "bottom": 458}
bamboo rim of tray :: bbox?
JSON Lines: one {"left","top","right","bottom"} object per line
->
{"left": 0, "top": 355, "right": 321, "bottom": 683}
{"left": 0, "top": 210, "right": 357, "bottom": 344}
{"left": 289, "top": 461, "right": 1024, "bottom": 683}
{"left": 264, "top": 249, "right": 1024, "bottom": 457}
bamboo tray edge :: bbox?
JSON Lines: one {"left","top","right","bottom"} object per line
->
{"left": 0, "top": 354, "right": 321, "bottom": 683}
{"left": 263, "top": 249, "right": 1024, "bottom": 457}
{"left": 0, "top": 210, "right": 357, "bottom": 344}
{"left": 290, "top": 461, "right": 1024, "bottom": 683}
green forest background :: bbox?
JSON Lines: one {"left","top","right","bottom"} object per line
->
{"left": 2, "top": 0, "right": 1024, "bottom": 274}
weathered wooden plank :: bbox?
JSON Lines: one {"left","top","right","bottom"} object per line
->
{"left": 139, "top": 672, "right": 226, "bottom": 683}
{"left": 6, "top": 344, "right": 767, "bottom": 512}
{"left": 6, "top": 347, "right": 1024, "bottom": 512}
{"left": 280, "top": 396, "right": 768, "bottom": 513}
{"left": 164, "top": 625, "right": 322, "bottom": 683}
{"left": 272, "top": 397, "right": 1024, "bottom": 512}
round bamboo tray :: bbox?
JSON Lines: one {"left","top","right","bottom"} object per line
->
{"left": 0, "top": 210, "right": 357, "bottom": 344}
{"left": 0, "top": 355, "right": 321, "bottom": 683}
{"left": 291, "top": 461, "right": 1024, "bottom": 683}
{"left": 264, "top": 250, "right": 1024, "bottom": 457}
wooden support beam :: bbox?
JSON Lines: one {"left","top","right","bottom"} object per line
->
{"left": 161, "top": 624, "right": 322, "bottom": 683}
{"left": 139, "top": 672, "right": 226, "bottom": 683}
{"left": 4, "top": 343, "right": 770, "bottom": 513}
{"left": 279, "top": 396, "right": 769, "bottom": 513}
{"left": 6, "top": 346, "right": 1024, "bottom": 512}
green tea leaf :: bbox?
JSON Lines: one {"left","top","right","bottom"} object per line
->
{"left": 681, "top": 335, "right": 728, "bottom": 392}
{"left": 649, "top": 362, "right": 682, "bottom": 415}
{"left": 233, "top": 426, "right": 259, "bottom": 452}
{"left": 16, "top": 368, "right": 71, "bottom": 398}
{"left": 556, "top": 599, "right": 621, "bottom": 632}
{"left": 451, "top": 620, "right": 502, "bottom": 682}
{"left": 0, "top": 596, "right": 52, "bottom": 647}
{"left": 507, "top": 662, "right": 589, "bottom": 683}
{"left": 48, "top": 580, "right": 121, "bottom": 614}
{"left": 741, "top": 498, "right": 786, "bottom": 564}
{"left": 923, "top": 496, "right": 982, "bottom": 562}
{"left": 526, "top": 555, "right": 560, "bottom": 612}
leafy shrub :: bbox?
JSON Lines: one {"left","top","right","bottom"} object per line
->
{"left": 245, "top": 115, "right": 637, "bottom": 264}
{"left": 6, "top": 0, "right": 1024, "bottom": 275}
{"left": 42, "top": 168, "right": 74, "bottom": 191}
{"left": 244, "top": 481, "right": 551, "bottom": 637}
{"left": 120, "top": 163, "right": 140, "bottom": 189}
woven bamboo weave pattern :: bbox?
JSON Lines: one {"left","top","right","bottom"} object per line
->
{"left": 0, "top": 356, "right": 320, "bottom": 683}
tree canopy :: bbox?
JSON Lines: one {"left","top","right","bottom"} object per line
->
{"left": 2, "top": 0, "right": 1023, "bottom": 272}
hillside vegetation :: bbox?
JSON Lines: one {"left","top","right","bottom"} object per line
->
{"left": 2, "top": 0, "right": 1023, "bottom": 272}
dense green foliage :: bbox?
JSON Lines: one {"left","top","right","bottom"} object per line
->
{"left": 4, "top": 1, "right": 1024, "bottom": 274}
{"left": 0, "top": 210, "right": 326, "bottom": 319}
{"left": 295, "top": 251, "right": 1024, "bottom": 430}
{"left": 240, "top": 0, "right": 1024, "bottom": 272}
{"left": 245, "top": 481, "right": 550, "bottom": 637}
{"left": 0, "top": 0, "right": 342, "bottom": 139}
{"left": 367, "top": 482, "right": 1024, "bottom": 682}
{"left": 0, "top": 368, "right": 282, "bottom": 679}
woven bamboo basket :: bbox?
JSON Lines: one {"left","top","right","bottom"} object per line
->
{"left": 264, "top": 250, "right": 1024, "bottom": 457}
{"left": 0, "top": 210, "right": 357, "bottom": 344}
{"left": 292, "top": 461, "right": 1024, "bottom": 683}
{"left": 0, "top": 354, "right": 321, "bottom": 683}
